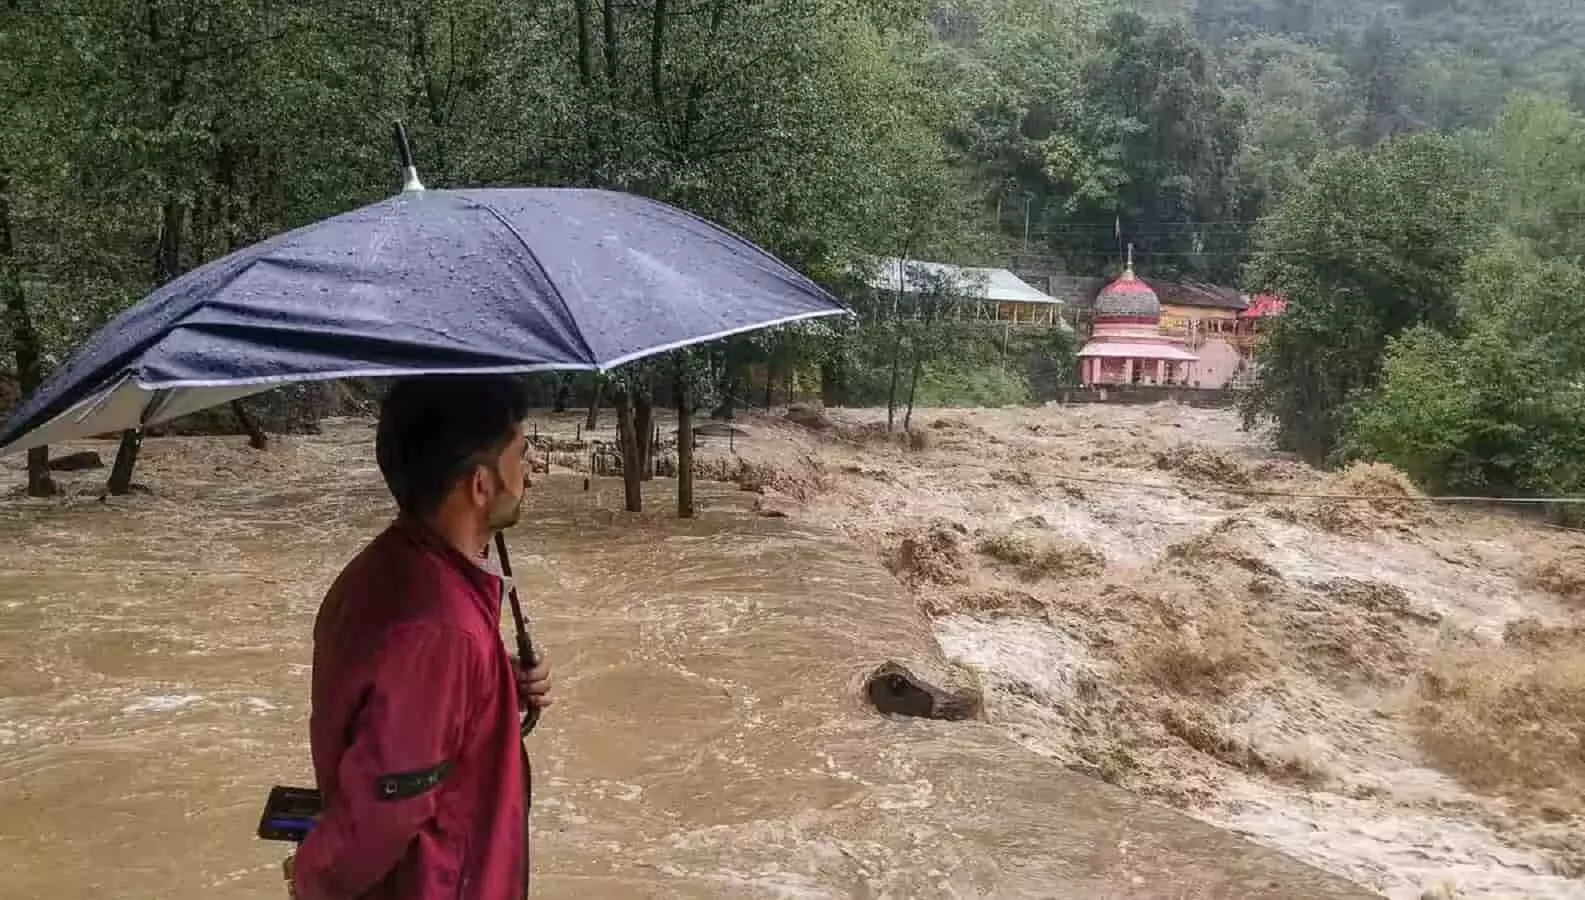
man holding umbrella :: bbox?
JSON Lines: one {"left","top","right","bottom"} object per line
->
{"left": 288, "top": 376, "right": 553, "bottom": 900}
{"left": 0, "top": 141, "right": 849, "bottom": 896}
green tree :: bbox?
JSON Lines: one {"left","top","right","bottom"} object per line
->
{"left": 1240, "top": 133, "right": 1487, "bottom": 463}
{"left": 1339, "top": 96, "right": 1585, "bottom": 506}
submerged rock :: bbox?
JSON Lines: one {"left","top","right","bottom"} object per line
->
{"left": 863, "top": 659, "right": 983, "bottom": 721}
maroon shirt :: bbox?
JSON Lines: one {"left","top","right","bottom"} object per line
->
{"left": 293, "top": 520, "right": 527, "bottom": 900}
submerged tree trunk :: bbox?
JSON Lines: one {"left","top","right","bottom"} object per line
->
{"left": 107, "top": 429, "right": 143, "bottom": 496}
{"left": 713, "top": 356, "right": 739, "bottom": 420}
{"left": 885, "top": 330, "right": 904, "bottom": 432}
{"left": 586, "top": 377, "right": 603, "bottom": 430}
{"left": 635, "top": 388, "right": 655, "bottom": 481}
{"left": 112, "top": 192, "right": 185, "bottom": 494}
{"left": 613, "top": 385, "right": 642, "bottom": 512}
{"left": 232, "top": 399, "right": 268, "bottom": 449}
{"left": 903, "top": 352, "right": 924, "bottom": 432}
{"left": 552, "top": 376, "right": 570, "bottom": 413}
{"left": 675, "top": 365, "right": 694, "bottom": 519}
{"left": 820, "top": 359, "right": 844, "bottom": 408}
{"left": 25, "top": 447, "right": 54, "bottom": 496}
{"left": 0, "top": 169, "right": 54, "bottom": 497}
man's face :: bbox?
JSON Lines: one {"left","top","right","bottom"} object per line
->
{"left": 479, "top": 423, "right": 528, "bottom": 532}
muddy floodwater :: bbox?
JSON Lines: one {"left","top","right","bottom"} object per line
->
{"left": 0, "top": 417, "right": 1380, "bottom": 899}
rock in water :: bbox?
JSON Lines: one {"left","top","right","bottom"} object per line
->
{"left": 864, "top": 660, "right": 983, "bottom": 721}
{"left": 48, "top": 451, "right": 105, "bottom": 472}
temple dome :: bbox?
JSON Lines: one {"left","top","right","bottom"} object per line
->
{"left": 1094, "top": 264, "right": 1160, "bottom": 320}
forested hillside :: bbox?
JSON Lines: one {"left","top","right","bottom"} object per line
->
{"left": 937, "top": 0, "right": 1585, "bottom": 278}
{"left": 2, "top": 1, "right": 1583, "bottom": 505}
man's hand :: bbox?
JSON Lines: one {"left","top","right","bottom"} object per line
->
{"left": 511, "top": 656, "right": 553, "bottom": 711}
{"left": 283, "top": 854, "right": 296, "bottom": 899}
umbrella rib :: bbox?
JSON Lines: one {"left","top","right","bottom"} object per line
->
{"left": 459, "top": 194, "right": 601, "bottom": 367}
{"left": 593, "top": 307, "right": 849, "bottom": 373}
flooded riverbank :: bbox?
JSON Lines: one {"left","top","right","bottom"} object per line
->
{"left": 701, "top": 403, "right": 1585, "bottom": 900}
{"left": 0, "top": 417, "right": 1370, "bottom": 899}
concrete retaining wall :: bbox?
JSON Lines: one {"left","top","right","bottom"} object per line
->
{"left": 1042, "top": 385, "right": 1243, "bottom": 408}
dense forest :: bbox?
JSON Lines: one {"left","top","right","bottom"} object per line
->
{"left": 2, "top": 0, "right": 1583, "bottom": 509}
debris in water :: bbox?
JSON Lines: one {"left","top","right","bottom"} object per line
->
{"left": 863, "top": 660, "right": 982, "bottom": 721}
{"left": 1306, "top": 462, "right": 1428, "bottom": 536}
{"left": 916, "top": 588, "right": 1048, "bottom": 622}
{"left": 976, "top": 529, "right": 1106, "bottom": 581}
{"left": 784, "top": 403, "right": 834, "bottom": 431}
{"left": 48, "top": 451, "right": 104, "bottom": 472}
{"left": 1526, "top": 551, "right": 1585, "bottom": 607}
{"left": 885, "top": 521, "right": 970, "bottom": 587}
{"left": 1153, "top": 443, "right": 1253, "bottom": 487}
{"left": 1161, "top": 517, "right": 1279, "bottom": 579}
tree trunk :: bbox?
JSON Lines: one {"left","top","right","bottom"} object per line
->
{"left": 635, "top": 388, "right": 655, "bottom": 481}
{"left": 885, "top": 331, "right": 904, "bottom": 432}
{"left": 714, "top": 372, "right": 737, "bottom": 420}
{"left": 553, "top": 376, "right": 570, "bottom": 413}
{"left": 115, "top": 187, "right": 186, "bottom": 492}
{"left": 600, "top": 0, "right": 619, "bottom": 87}
{"left": 25, "top": 447, "right": 54, "bottom": 496}
{"left": 904, "top": 351, "right": 924, "bottom": 432}
{"left": 572, "top": 0, "right": 594, "bottom": 86}
{"left": 155, "top": 196, "right": 183, "bottom": 285}
{"left": 650, "top": 0, "right": 668, "bottom": 121}
{"left": 232, "top": 399, "right": 268, "bottom": 450}
{"left": 675, "top": 365, "right": 694, "bottom": 519}
{"left": 680, "top": 0, "right": 728, "bottom": 149}
{"left": 0, "top": 169, "right": 55, "bottom": 497}
{"left": 107, "top": 428, "right": 143, "bottom": 496}
{"left": 613, "top": 385, "right": 642, "bottom": 512}
{"left": 118, "top": 3, "right": 188, "bottom": 494}
{"left": 586, "top": 377, "right": 603, "bottom": 430}
{"left": 821, "top": 359, "right": 844, "bottom": 408}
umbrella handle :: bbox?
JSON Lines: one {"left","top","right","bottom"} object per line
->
{"left": 491, "top": 530, "right": 542, "bottom": 736}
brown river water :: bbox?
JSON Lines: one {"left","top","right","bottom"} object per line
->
{"left": 0, "top": 418, "right": 1372, "bottom": 899}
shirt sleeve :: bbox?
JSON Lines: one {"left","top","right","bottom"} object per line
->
{"left": 292, "top": 622, "right": 478, "bottom": 900}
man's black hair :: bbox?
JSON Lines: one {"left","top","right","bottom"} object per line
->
{"left": 375, "top": 375, "right": 530, "bottom": 518}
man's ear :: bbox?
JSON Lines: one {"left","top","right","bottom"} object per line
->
{"left": 466, "top": 464, "right": 490, "bottom": 506}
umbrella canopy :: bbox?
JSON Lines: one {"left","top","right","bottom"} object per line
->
{"left": 0, "top": 188, "right": 848, "bottom": 455}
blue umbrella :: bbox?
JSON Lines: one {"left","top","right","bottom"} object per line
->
{"left": 0, "top": 175, "right": 848, "bottom": 455}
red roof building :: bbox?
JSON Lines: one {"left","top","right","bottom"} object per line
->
{"left": 1076, "top": 252, "right": 1198, "bottom": 387}
{"left": 1239, "top": 293, "right": 1288, "bottom": 319}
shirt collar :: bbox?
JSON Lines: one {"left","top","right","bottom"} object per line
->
{"left": 391, "top": 516, "right": 513, "bottom": 598}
